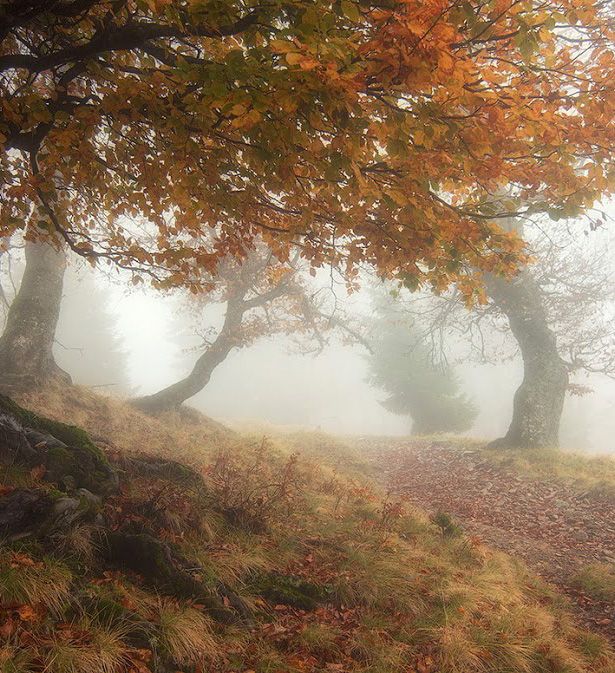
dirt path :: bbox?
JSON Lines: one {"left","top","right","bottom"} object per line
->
{"left": 355, "top": 438, "right": 615, "bottom": 643}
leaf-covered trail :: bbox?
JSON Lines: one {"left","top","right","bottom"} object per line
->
{"left": 357, "top": 439, "right": 615, "bottom": 643}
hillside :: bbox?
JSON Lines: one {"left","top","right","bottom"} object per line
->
{"left": 1, "top": 386, "right": 614, "bottom": 673}
{"left": 354, "top": 437, "right": 615, "bottom": 642}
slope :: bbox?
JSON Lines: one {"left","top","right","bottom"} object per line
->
{"left": 0, "top": 385, "right": 613, "bottom": 673}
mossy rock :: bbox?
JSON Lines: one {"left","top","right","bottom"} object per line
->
{"left": 250, "top": 572, "right": 331, "bottom": 610}
{"left": 0, "top": 394, "right": 117, "bottom": 495}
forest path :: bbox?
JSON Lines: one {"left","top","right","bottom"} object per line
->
{"left": 355, "top": 438, "right": 615, "bottom": 643}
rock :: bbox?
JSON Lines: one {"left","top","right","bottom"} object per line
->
{"left": 0, "top": 394, "right": 118, "bottom": 495}
{"left": 0, "top": 488, "right": 52, "bottom": 540}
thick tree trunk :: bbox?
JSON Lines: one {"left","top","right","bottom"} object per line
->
{"left": 133, "top": 300, "right": 244, "bottom": 414}
{"left": 487, "top": 271, "right": 568, "bottom": 448}
{"left": 0, "top": 240, "right": 70, "bottom": 390}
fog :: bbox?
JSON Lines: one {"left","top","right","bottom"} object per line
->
{"left": 5, "top": 222, "right": 613, "bottom": 455}
{"left": 94, "top": 277, "right": 614, "bottom": 454}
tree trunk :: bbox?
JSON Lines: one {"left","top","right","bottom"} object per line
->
{"left": 0, "top": 240, "right": 71, "bottom": 390}
{"left": 132, "top": 300, "right": 244, "bottom": 414}
{"left": 487, "top": 271, "right": 568, "bottom": 448}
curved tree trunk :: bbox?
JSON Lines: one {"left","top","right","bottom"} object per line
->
{"left": 0, "top": 240, "right": 71, "bottom": 391}
{"left": 133, "top": 300, "right": 244, "bottom": 414}
{"left": 487, "top": 271, "right": 568, "bottom": 449}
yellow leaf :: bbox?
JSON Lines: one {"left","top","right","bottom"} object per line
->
{"left": 231, "top": 103, "right": 247, "bottom": 116}
{"left": 285, "top": 52, "right": 303, "bottom": 66}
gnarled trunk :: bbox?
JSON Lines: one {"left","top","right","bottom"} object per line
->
{"left": 133, "top": 299, "right": 244, "bottom": 414}
{"left": 0, "top": 240, "right": 70, "bottom": 390}
{"left": 487, "top": 271, "right": 568, "bottom": 448}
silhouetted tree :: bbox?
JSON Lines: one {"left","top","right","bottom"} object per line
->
{"left": 133, "top": 247, "right": 335, "bottom": 414}
{"left": 415, "top": 216, "right": 615, "bottom": 448}
{"left": 366, "top": 291, "right": 477, "bottom": 435}
{"left": 54, "top": 268, "right": 131, "bottom": 393}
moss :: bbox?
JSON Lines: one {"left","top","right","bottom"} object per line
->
{"left": 250, "top": 572, "right": 330, "bottom": 610}
{"left": 0, "top": 394, "right": 116, "bottom": 494}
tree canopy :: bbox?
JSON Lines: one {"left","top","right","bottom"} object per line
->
{"left": 1, "top": 0, "right": 614, "bottom": 296}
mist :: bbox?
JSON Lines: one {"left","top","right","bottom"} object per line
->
{"left": 49, "top": 265, "right": 612, "bottom": 455}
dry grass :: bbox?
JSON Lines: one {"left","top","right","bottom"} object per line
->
{"left": 3, "top": 384, "right": 614, "bottom": 673}
{"left": 155, "top": 598, "right": 219, "bottom": 666}
{"left": 478, "top": 445, "right": 615, "bottom": 497}
{"left": 0, "top": 646, "right": 35, "bottom": 673}
{"left": 0, "top": 552, "right": 73, "bottom": 616}
{"left": 573, "top": 563, "right": 615, "bottom": 602}
{"left": 15, "top": 383, "right": 234, "bottom": 466}
{"left": 39, "top": 620, "right": 130, "bottom": 673}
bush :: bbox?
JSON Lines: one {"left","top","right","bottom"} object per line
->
{"left": 205, "top": 438, "right": 305, "bottom": 531}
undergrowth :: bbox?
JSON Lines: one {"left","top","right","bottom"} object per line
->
{"left": 0, "top": 384, "right": 612, "bottom": 673}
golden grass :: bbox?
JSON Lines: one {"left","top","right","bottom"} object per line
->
{"left": 40, "top": 620, "right": 130, "bottom": 673}
{"left": 14, "top": 382, "right": 234, "bottom": 465}
{"left": 479, "top": 445, "right": 615, "bottom": 496}
{"left": 3, "top": 384, "right": 614, "bottom": 673}
{"left": 0, "top": 552, "right": 73, "bottom": 616}
{"left": 572, "top": 563, "right": 615, "bottom": 602}
{"left": 156, "top": 598, "right": 219, "bottom": 666}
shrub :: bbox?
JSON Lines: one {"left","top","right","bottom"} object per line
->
{"left": 432, "top": 511, "right": 463, "bottom": 538}
{"left": 205, "top": 438, "right": 305, "bottom": 530}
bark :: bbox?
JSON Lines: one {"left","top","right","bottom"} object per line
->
{"left": 133, "top": 298, "right": 244, "bottom": 414}
{"left": 487, "top": 271, "right": 569, "bottom": 449}
{"left": 0, "top": 239, "right": 70, "bottom": 389}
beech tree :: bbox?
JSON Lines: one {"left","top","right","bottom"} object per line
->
{"left": 413, "top": 218, "right": 615, "bottom": 448}
{"left": 1, "top": 0, "right": 613, "bottom": 386}
{"left": 133, "top": 246, "right": 335, "bottom": 413}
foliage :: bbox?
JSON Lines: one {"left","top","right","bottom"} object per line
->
{"left": 205, "top": 437, "right": 305, "bottom": 530}
{"left": 366, "top": 289, "right": 477, "bottom": 434}
{"left": 2, "top": 1, "right": 614, "bottom": 295}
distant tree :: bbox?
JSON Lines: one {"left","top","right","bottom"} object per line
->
{"left": 413, "top": 217, "right": 615, "bottom": 448}
{"left": 54, "top": 267, "right": 131, "bottom": 393}
{"left": 133, "top": 246, "right": 339, "bottom": 414}
{"left": 366, "top": 291, "right": 477, "bottom": 435}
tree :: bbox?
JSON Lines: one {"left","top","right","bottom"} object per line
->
{"left": 414, "top": 219, "right": 615, "bottom": 448}
{"left": 54, "top": 266, "right": 131, "bottom": 393}
{"left": 1, "top": 0, "right": 613, "bottom": 385}
{"left": 0, "top": 248, "right": 131, "bottom": 391}
{"left": 133, "top": 246, "right": 334, "bottom": 413}
{"left": 366, "top": 289, "right": 477, "bottom": 434}
{"left": 0, "top": 240, "right": 70, "bottom": 388}
{"left": 485, "top": 269, "right": 569, "bottom": 448}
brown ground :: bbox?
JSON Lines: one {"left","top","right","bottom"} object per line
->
{"left": 356, "top": 438, "right": 615, "bottom": 643}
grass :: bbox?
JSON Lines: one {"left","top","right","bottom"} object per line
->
{"left": 572, "top": 563, "right": 615, "bottom": 602}
{"left": 1, "top": 383, "right": 613, "bottom": 673}
{"left": 0, "top": 552, "right": 73, "bottom": 616}
{"left": 155, "top": 598, "right": 218, "bottom": 666}
{"left": 398, "top": 434, "right": 615, "bottom": 498}
{"left": 479, "top": 445, "right": 615, "bottom": 497}
{"left": 41, "top": 620, "right": 130, "bottom": 673}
